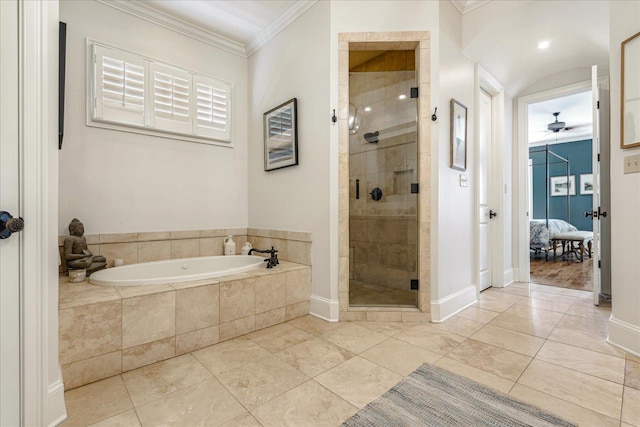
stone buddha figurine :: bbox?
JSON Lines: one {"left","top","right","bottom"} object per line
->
{"left": 64, "top": 218, "right": 107, "bottom": 275}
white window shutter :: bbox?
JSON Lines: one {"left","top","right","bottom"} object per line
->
{"left": 93, "top": 44, "right": 145, "bottom": 126}
{"left": 194, "top": 75, "right": 232, "bottom": 142}
{"left": 150, "top": 62, "right": 192, "bottom": 134}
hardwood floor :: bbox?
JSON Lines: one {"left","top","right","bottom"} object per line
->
{"left": 530, "top": 253, "right": 593, "bottom": 291}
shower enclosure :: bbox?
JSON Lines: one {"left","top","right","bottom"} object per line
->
{"left": 348, "top": 50, "right": 418, "bottom": 307}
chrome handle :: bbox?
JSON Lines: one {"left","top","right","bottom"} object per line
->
{"left": 0, "top": 211, "right": 24, "bottom": 239}
{"left": 489, "top": 210, "right": 497, "bottom": 219}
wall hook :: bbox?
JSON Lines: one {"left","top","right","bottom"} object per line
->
{"left": 431, "top": 107, "right": 438, "bottom": 122}
{"left": 331, "top": 109, "right": 337, "bottom": 124}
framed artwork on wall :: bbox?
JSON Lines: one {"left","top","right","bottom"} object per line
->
{"left": 580, "top": 173, "right": 594, "bottom": 195}
{"left": 450, "top": 98, "right": 467, "bottom": 171}
{"left": 621, "top": 31, "right": 640, "bottom": 149}
{"left": 550, "top": 175, "right": 576, "bottom": 196}
{"left": 264, "top": 98, "right": 298, "bottom": 171}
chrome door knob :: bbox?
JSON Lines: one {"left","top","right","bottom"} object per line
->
{"left": 0, "top": 211, "right": 24, "bottom": 239}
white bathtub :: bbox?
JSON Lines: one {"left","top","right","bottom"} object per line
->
{"left": 89, "top": 255, "right": 265, "bottom": 287}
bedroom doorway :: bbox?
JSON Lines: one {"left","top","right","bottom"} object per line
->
{"left": 517, "top": 76, "right": 611, "bottom": 303}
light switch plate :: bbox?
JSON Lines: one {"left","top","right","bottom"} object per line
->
{"left": 460, "top": 174, "right": 468, "bottom": 187}
{"left": 624, "top": 154, "right": 640, "bottom": 174}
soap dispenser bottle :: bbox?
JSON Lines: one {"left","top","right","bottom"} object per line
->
{"left": 224, "top": 235, "right": 236, "bottom": 255}
{"left": 241, "top": 242, "right": 252, "bottom": 255}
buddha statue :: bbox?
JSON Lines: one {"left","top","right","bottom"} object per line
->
{"left": 64, "top": 218, "right": 107, "bottom": 275}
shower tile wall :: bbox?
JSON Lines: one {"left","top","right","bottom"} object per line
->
{"left": 349, "top": 70, "right": 417, "bottom": 293}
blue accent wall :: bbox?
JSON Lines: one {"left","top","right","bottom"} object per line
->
{"left": 529, "top": 140, "right": 593, "bottom": 231}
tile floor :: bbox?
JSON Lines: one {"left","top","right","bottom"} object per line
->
{"left": 61, "top": 283, "right": 640, "bottom": 427}
{"left": 349, "top": 281, "right": 416, "bottom": 306}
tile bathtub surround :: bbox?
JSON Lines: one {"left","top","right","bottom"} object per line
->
{"left": 58, "top": 227, "right": 312, "bottom": 272}
{"left": 59, "top": 261, "right": 312, "bottom": 390}
{"left": 62, "top": 284, "right": 638, "bottom": 427}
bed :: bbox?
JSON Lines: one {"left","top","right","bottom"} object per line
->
{"left": 530, "top": 219, "right": 577, "bottom": 253}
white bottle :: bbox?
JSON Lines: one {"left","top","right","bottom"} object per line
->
{"left": 224, "top": 235, "right": 236, "bottom": 255}
{"left": 241, "top": 242, "right": 252, "bottom": 255}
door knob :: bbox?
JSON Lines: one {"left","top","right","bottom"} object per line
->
{"left": 489, "top": 210, "right": 497, "bottom": 219}
{"left": 586, "top": 208, "right": 608, "bottom": 219}
{"left": 0, "top": 211, "right": 24, "bottom": 239}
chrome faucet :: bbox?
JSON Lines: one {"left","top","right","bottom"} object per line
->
{"left": 248, "top": 246, "right": 279, "bottom": 268}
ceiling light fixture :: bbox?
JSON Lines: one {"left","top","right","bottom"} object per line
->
{"left": 547, "top": 112, "right": 566, "bottom": 133}
{"left": 537, "top": 40, "right": 550, "bottom": 50}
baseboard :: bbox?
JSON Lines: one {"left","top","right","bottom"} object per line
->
{"left": 608, "top": 315, "right": 640, "bottom": 357}
{"left": 430, "top": 285, "right": 477, "bottom": 323}
{"left": 47, "top": 377, "right": 67, "bottom": 427}
{"left": 309, "top": 294, "right": 339, "bottom": 322}
{"left": 512, "top": 268, "right": 520, "bottom": 283}
{"left": 503, "top": 268, "right": 514, "bottom": 286}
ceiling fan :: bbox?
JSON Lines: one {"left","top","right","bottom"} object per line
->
{"left": 547, "top": 112, "right": 566, "bottom": 133}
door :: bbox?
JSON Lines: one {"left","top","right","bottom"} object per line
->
{"left": 0, "top": 0, "right": 22, "bottom": 424}
{"left": 347, "top": 50, "right": 419, "bottom": 307}
{"left": 590, "top": 65, "right": 611, "bottom": 305}
{"left": 478, "top": 89, "right": 493, "bottom": 291}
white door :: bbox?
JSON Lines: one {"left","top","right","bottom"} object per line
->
{"left": 0, "top": 0, "right": 22, "bottom": 424}
{"left": 590, "top": 65, "right": 611, "bottom": 305}
{"left": 478, "top": 89, "right": 493, "bottom": 291}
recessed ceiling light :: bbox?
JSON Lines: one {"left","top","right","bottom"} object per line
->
{"left": 537, "top": 40, "right": 550, "bottom": 50}
{"left": 398, "top": 94, "right": 407, "bottom": 100}
{"left": 364, "top": 106, "right": 372, "bottom": 112}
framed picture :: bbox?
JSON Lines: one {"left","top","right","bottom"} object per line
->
{"left": 264, "top": 98, "right": 298, "bottom": 171}
{"left": 580, "top": 173, "right": 594, "bottom": 195}
{"left": 550, "top": 175, "right": 576, "bottom": 196}
{"left": 621, "top": 31, "right": 640, "bottom": 149}
{"left": 450, "top": 99, "right": 467, "bottom": 171}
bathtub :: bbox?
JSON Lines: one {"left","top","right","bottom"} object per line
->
{"left": 89, "top": 255, "right": 265, "bottom": 287}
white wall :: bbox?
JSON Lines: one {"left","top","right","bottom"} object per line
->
{"left": 608, "top": 1, "right": 640, "bottom": 355}
{"left": 437, "top": 1, "right": 476, "bottom": 301}
{"left": 247, "top": 2, "right": 331, "bottom": 301}
{"left": 59, "top": 0, "right": 248, "bottom": 234}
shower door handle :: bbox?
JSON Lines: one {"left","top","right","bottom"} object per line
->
{"left": 355, "top": 179, "right": 360, "bottom": 199}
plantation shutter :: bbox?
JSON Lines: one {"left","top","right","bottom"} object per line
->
{"left": 93, "top": 44, "right": 145, "bottom": 126}
{"left": 194, "top": 75, "right": 232, "bottom": 142}
{"left": 150, "top": 63, "right": 192, "bottom": 134}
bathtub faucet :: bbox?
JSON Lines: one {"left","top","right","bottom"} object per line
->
{"left": 248, "top": 246, "right": 279, "bottom": 268}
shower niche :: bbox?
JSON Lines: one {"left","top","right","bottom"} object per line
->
{"left": 348, "top": 50, "right": 418, "bottom": 307}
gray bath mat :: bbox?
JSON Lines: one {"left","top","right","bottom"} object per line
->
{"left": 342, "top": 363, "right": 576, "bottom": 427}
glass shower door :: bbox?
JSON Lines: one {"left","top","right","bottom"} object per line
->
{"left": 348, "top": 51, "right": 418, "bottom": 307}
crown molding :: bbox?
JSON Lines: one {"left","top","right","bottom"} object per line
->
{"left": 246, "top": 0, "right": 318, "bottom": 56}
{"left": 450, "top": 0, "right": 491, "bottom": 15}
{"left": 96, "top": 0, "right": 247, "bottom": 57}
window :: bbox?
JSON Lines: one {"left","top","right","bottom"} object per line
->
{"left": 89, "top": 41, "right": 232, "bottom": 145}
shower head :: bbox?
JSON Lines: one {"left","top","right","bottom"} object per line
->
{"left": 364, "top": 131, "right": 379, "bottom": 144}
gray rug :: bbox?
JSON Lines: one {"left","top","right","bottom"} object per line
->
{"left": 342, "top": 364, "right": 576, "bottom": 427}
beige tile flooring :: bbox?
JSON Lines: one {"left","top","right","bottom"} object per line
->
{"left": 61, "top": 283, "right": 640, "bottom": 427}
